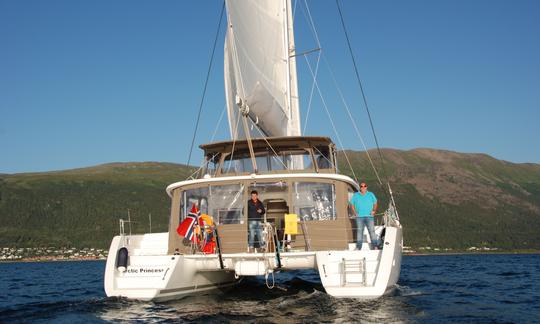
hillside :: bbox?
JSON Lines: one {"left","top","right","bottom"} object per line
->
{"left": 0, "top": 162, "right": 195, "bottom": 248}
{"left": 0, "top": 149, "right": 539, "bottom": 250}
{"left": 337, "top": 148, "right": 540, "bottom": 249}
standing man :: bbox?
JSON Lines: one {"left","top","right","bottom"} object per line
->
{"left": 349, "top": 182, "right": 379, "bottom": 250}
{"left": 247, "top": 190, "right": 265, "bottom": 252}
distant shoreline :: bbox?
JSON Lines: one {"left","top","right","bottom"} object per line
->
{"left": 0, "top": 256, "right": 106, "bottom": 264}
{"left": 2, "top": 250, "right": 539, "bottom": 264}
{"left": 404, "top": 250, "right": 540, "bottom": 256}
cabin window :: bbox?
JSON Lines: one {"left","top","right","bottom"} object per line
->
{"left": 222, "top": 153, "right": 270, "bottom": 174}
{"left": 204, "top": 158, "right": 218, "bottom": 177}
{"left": 292, "top": 182, "right": 336, "bottom": 221}
{"left": 254, "top": 155, "right": 270, "bottom": 172}
{"left": 181, "top": 185, "right": 244, "bottom": 225}
{"left": 209, "top": 184, "right": 244, "bottom": 224}
{"left": 270, "top": 155, "right": 287, "bottom": 171}
{"left": 182, "top": 187, "right": 209, "bottom": 219}
{"left": 282, "top": 151, "right": 313, "bottom": 170}
{"left": 313, "top": 146, "right": 333, "bottom": 169}
{"left": 220, "top": 149, "right": 315, "bottom": 173}
{"left": 221, "top": 155, "right": 237, "bottom": 174}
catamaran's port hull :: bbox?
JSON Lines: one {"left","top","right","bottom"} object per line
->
{"left": 104, "top": 226, "right": 402, "bottom": 301}
{"left": 104, "top": 235, "right": 239, "bottom": 301}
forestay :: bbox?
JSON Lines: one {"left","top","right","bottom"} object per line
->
{"left": 224, "top": 0, "right": 301, "bottom": 139}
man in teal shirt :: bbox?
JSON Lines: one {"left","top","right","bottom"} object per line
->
{"left": 349, "top": 182, "right": 379, "bottom": 250}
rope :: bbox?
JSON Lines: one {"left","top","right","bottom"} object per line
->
{"left": 186, "top": 1, "right": 226, "bottom": 167}
{"left": 335, "top": 0, "right": 388, "bottom": 182}
{"left": 265, "top": 270, "right": 275, "bottom": 289}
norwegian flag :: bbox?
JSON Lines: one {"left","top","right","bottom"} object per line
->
{"left": 176, "top": 204, "right": 200, "bottom": 242}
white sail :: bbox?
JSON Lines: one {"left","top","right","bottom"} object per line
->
{"left": 224, "top": 0, "right": 301, "bottom": 139}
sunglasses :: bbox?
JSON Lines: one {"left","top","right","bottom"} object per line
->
{"left": 360, "top": 185, "right": 367, "bottom": 188}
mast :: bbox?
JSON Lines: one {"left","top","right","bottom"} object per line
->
{"left": 283, "top": 0, "right": 293, "bottom": 135}
{"left": 285, "top": 0, "right": 301, "bottom": 136}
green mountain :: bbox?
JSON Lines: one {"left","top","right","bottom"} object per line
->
{"left": 338, "top": 148, "right": 540, "bottom": 250}
{"left": 0, "top": 162, "right": 195, "bottom": 248}
{"left": 1, "top": 149, "right": 539, "bottom": 250}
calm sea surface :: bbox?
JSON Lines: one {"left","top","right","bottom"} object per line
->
{"left": 1, "top": 254, "right": 539, "bottom": 323}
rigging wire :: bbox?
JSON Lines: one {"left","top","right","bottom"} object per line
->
{"left": 335, "top": 0, "right": 389, "bottom": 184}
{"left": 210, "top": 104, "right": 227, "bottom": 143}
{"left": 300, "top": 0, "right": 321, "bottom": 135}
{"left": 301, "top": 0, "right": 362, "bottom": 182}
{"left": 322, "top": 53, "right": 384, "bottom": 187}
{"left": 301, "top": 0, "right": 360, "bottom": 182}
{"left": 185, "top": 153, "right": 218, "bottom": 180}
{"left": 302, "top": 0, "right": 322, "bottom": 47}
{"left": 300, "top": 0, "right": 361, "bottom": 180}
{"left": 248, "top": 118, "right": 290, "bottom": 171}
{"left": 303, "top": 55, "right": 358, "bottom": 183}
{"left": 302, "top": 51, "right": 321, "bottom": 134}
{"left": 186, "top": 1, "right": 226, "bottom": 167}
{"left": 224, "top": 110, "right": 242, "bottom": 174}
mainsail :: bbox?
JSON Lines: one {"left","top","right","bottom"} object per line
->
{"left": 224, "top": 0, "right": 301, "bottom": 140}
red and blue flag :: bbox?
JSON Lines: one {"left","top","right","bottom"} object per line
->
{"left": 176, "top": 204, "right": 200, "bottom": 242}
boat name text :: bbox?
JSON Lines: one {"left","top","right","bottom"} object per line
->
{"left": 126, "top": 268, "right": 165, "bottom": 274}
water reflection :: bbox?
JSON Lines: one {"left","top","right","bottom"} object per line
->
{"left": 98, "top": 271, "right": 423, "bottom": 323}
{"left": 4, "top": 255, "right": 539, "bottom": 322}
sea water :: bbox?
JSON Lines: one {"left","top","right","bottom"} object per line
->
{"left": 1, "top": 254, "right": 539, "bottom": 323}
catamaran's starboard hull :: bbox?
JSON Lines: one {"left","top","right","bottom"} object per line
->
{"left": 316, "top": 226, "right": 402, "bottom": 298}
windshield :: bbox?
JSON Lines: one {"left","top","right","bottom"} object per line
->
{"left": 221, "top": 150, "right": 313, "bottom": 174}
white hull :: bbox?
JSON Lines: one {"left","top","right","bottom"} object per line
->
{"left": 316, "top": 226, "right": 402, "bottom": 298}
{"left": 104, "top": 227, "right": 402, "bottom": 301}
{"left": 104, "top": 234, "right": 238, "bottom": 302}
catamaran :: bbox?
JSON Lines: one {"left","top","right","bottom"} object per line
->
{"left": 104, "top": 0, "right": 402, "bottom": 301}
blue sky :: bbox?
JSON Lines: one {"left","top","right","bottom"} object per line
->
{"left": 1, "top": 0, "right": 539, "bottom": 174}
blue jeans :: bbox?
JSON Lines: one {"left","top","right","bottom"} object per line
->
{"left": 355, "top": 217, "right": 379, "bottom": 249}
{"left": 248, "top": 220, "right": 263, "bottom": 248}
